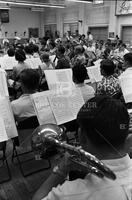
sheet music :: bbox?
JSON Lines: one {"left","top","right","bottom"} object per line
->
{"left": 31, "top": 91, "right": 56, "bottom": 125}
{"left": 0, "top": 115, "right": 8, "bottom": 142}
{"left": 0, "top": 96, "right": 18, "bottom": 139}
{"left": 44, "top": 69, "right": 74, "bottom": 91}
{"left": 119, "top": 74, "right": 132, "bottom": 103}
{"left": 0, "top": 69, "right": 9, "bottom": 96}
{"left": 48, "top": 88, "right": 84, "bottom": 125}
{"left": 87, "top": 66, "right": 102, "bottom": 83}
{"left": 1, "top": 57, "right": 17, "bottom": 70}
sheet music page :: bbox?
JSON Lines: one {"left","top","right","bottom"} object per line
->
{"left": 119, "top": 74, "right": 132, "bottom": 103}
{"left": 87, "top": 66, "right": 102, "bottom": 83}
{"left": 44, "top": 69, "right": 74, "bottom": 91}
{"left": 0, "top": 97, "right": 18, "bottom": 139}
{"left": 0, "top": 115, "right": 8, "bottom": 142}
{"left": 31, "top": 91, "right": 56, "bottom": 125}
{"left": 48, "top": 88, "right": 85, "bottom": 125}
{"left": 0, "top": 70, "right": 9, "bottom": 96}
{"left": 1, "top": 57, "right": 17, "bottom": 70}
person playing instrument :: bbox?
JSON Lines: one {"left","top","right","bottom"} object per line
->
{"left": 96, "top": 59, "right": 121, "bottom": 96}
{"left": 32, "top": 95, "right": 132, "bottom": 200}
{"left": 72, "top": 62, "right": 95, "bottom": 102}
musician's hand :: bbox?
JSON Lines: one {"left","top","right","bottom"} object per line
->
{"left": 53, "top": 152, "right": 71, "bottom": 178}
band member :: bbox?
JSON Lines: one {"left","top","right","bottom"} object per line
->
{"left": 32, "top": 95, "right": 132, "bottom": 200}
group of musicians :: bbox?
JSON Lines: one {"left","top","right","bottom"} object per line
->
{"left": 0, "top": 34, "right": 132, "bottom": 200}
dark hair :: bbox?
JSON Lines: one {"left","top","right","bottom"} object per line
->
{"left": 49, "top": 41, "right": 56, "bottom": 48}
{"left": 77, "top": 95, "right": 129, "bottom": 147}
{"left": 57, "top": 45, "right": 65, "bottom": 54}
{"left": 15, "top": 49, "right": 26, "bottom": 62}
{"left": 19, "top": 69, "right": 40, "bottom": 90}
{"left": 72, "top": 63, "right": 87, "bottom": 83}
{"left": 7, "top": 48, "right": 15, "bottom": 57}
{"left": 75, "top": 45, "right": 83, "bottom": 54}
{"left": 121, "top": 43, "right": 126, "bottom": 48}
{"left": 32, "top": 44, "right": 39, "bottom": 53}
{"left": 100, "top": 59, "right": 116, "bottom": 76}
{"left": 24, "top": 45, "right": 33, "bottom": 55}
{"left": 124, "top": 53, "right": 132, "bottom": 65}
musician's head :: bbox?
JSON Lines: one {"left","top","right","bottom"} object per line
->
{"left": 100, "top": 59, "right": 116, "bottom": 77}
{"left": 19, "top": 68, "right": 40, "bottom": 94}
{"left": 77, "top": 95, "right": 129, "bottom": 159}
{"left": 72, "top": 62, "right": 87, "bottom": 84}
{"left": 124, "top": 53, "right": 132, "bottom": 68}
{"left": 119, "top": 43, "right": 126, "bottom": 51}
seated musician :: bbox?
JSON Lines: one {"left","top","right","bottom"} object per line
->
{"left": 72, "top": 62, "right": 95, "bottom": 102}
{"left": 11, "top": 68, "right": 40, "bottom": 122}
{"left": 32, "top": 95, "right": 132, "bottom": 200}
{"left": 96, "top": 59, "right": 121, "bottom": 96}
{"left": 13, "top": 49, "right": 30, "bottom": 81}
{"left": 55, "top": 45, "right": 71, "bottom": 69}
{"left": 120, "top": 53, "right": 132, "bottom": 76}
{"left": 114, "top": 43, "right": 129, "bottom": 60}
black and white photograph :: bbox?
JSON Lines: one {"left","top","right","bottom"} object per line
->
{"left": 0, "top": 0, "right": 132, "bottom": 199}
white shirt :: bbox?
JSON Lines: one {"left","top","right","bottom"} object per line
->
{"left": 42, "top": 155, "right": 132, "bottom": 200}
{"left": 11, "top": 94, "right": 36, "bottom": 122}
{"left": 87, "top": 46, "right": 95, "bottom": 53}
{"left": 114, "top": 48, "right": 129, "bottom": 59}
{"left": 88, "top": 34, "right": 93, "bottom": 41}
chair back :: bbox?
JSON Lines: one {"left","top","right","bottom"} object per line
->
{"left": 14, "top": 116, "right": 39, "bottom": 149}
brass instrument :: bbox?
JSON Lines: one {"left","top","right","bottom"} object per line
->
{"left": 31, "top": 124, "right": 116, "bottom": 180}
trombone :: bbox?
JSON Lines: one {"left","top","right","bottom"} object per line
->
{"left": 31, "top": 124, "right": 116, "bottom": 181}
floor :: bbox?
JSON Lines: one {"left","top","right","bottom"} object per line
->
{"left": 0, "top": 140, "right": 56, "bottom": 200}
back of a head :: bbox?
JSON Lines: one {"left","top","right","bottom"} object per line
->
{"left": 19, "top": 68, "right": 40, "bottom": 91}
{"left": 75, "top": 45, "right": 83, "bottom": 55}
{"left": 7, "top": 48, "right": 15, "bottom": 57}
{"left": 72, "top": 62, "right": 87, "bottom": 83}
{"left": 15, "top": 49, "right": 26, "bottom": 62}
{"left": 57, "top": 45, "right": 65, "bottom": 55}
{"left": 24, "top": 45, "right": 33, "bottom": 55}
{"left": 41, "top": 53, "right": 50, "bottom": 62}
{"left": 77, "top": 95, "right": 129, "bottom": 147}
{"left": 32, "top": 44, "right": 39, "bottom": 53}
{"left": 100, "top": 59, "right": 116, "bottom": 76}
{"left": 124, "top": 53, "right": 132, "bottom": 66}
{"left": 49, "top": 41, "right": 56, "bottom": 49}
{"left": 121, "top": 43, "right": 126, "bottom": 48}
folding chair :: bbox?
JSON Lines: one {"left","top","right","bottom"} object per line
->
{"left": 0, "top": 142, "right": 11, "bottom": 183}
{"left": 12, "top": 116, "right": 51, "bottom": 177}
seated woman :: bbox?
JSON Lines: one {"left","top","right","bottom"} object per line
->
{"left": 96, "top": 59, "right": 121, "bottom": 96}
{"left": 13, "top": 49, "right": 30, "bottom": 81}
{"left": 72, "top": 62, "right": 95, "bottom": 102}
{"left": 11, "top": 68, "right": 40, "bottom": 122}
{"left": 39, "top": 53, "right": 53, "bottom": 71}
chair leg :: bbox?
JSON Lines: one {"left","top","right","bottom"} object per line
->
{"left": 0, "top": 157, "right": 11, "bottom": 184}
{"left": 12, "top": 146, "right": 52, "bottom": 177}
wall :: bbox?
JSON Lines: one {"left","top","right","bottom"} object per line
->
{"left": 0, "top": 7, "right": 41, "bottom": 39}
{"left": 43, "top": 4, "right": 79, "bottom": 37}
{"left": 117, "top": 15, "right": 132, "bottom": 37}
{"left": 41, "top": 0, "right": 112, "bottom": 37}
